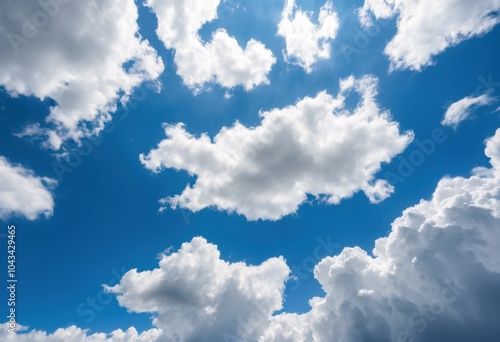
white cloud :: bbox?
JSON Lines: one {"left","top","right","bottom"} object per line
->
{"left": 358, "top": 0, "right": 500, "bottom": 71}
{"left": 0, "top": 0, "right": 164, "bottom": 149}
{"left": 145, "top": 0, "right": 276, "bottom": 92}
{"left": 107, "top": 237, "right": 290, "bottom": 342}
{"left": 3, "top": 237, "right": 289, "bottom": 342}
{"left": 0, "top": 323, "right": 162, "bottom": 341}
{"left": 0, "top": 156, "right": 56, "bottom": 220}
{"left": 261, "top": 129, "right": 500, "bottom": 341}
{"left": 278, "top": 0, "right": 339, "bottom": 73}
{"left": 140, "top": 75, "right": 413, "bottom": 221}
{"left": 6, "top": 129, "right": 500, "bottom": 340}
{"left": 441, "top": 94, "right": 496, "bottom": 128}
{"left": 485, "top": 129, "right": 500, "bottom": 173}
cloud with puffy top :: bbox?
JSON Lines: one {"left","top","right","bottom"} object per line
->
{"left": 0, "top": 156, "right": 56, "bottom": 220}
{"left": 145, "top": 0, "right": 276, "bottom": 92}
{"left": 0, "top": 323, "right": 161, "bottom": 341}
{"left": 1, "top": 236, "right": 290, "bottom": 342}
{"left": 261, "top": 129, "right": 500, "bottom": 342}
{"left": 107, "top": 237, "right": 290, "bottom": 342}
{"left": 0, "top": 0, "right": 164, "bottom": 150}
{"left": 441, "top": 93, "right": 496, "bottom": 128}
{"left": 6, "top": 129, "right": 500, "bottom": 341}
{"left": 358, "top": 0, "right": 500, "bottom": 71}
{"left": 140, "top": 75, "right": 413, "bottom": 221}
{"left": 278, "top": 0, "right": 339, "bottom": 72}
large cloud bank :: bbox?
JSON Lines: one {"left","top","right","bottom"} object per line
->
{"left": 4, "top": 129, "right": 500, "bottom": 341}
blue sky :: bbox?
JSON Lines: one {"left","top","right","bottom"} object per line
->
{"left": 1, "top": 0, "right": 500, "bottom": 341}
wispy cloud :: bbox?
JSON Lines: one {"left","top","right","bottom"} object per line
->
{"left": 441, "top": 93, "right": 496, "bottom": 128}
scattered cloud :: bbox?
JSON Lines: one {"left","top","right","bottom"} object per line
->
{"left": 2, "top": 2, "right": 500, "bottom": 341}
{"left": 278, "top": 0, "right": 339, "bottom": 72}
{"left": 441, "top": 93, "right": 496, "bottom": 128}
{"left": 358, "top": 0, "right": 500, "bottom": 71}
{"left": 263, "top": 129, "right": 500, "bottom": 341}
{"left": 0, "top": 156, "right": 56, "bottom": 220}
{"left": 0, "top": 323, "right": 161, "bottom": 341}
{"left": 8, "top": 129, "right": 500, "bottom": 340}
{"left": 140, "top": 75, "right": 413, "bottom": 221}
{"left": 107, "top": 237, "right": 290, "bottom": 342}
{"left": 0, "top": 0, "right": 164, "bottom": 149}
{"left": 145, "top": 0, "right": 276, "bottom": 92}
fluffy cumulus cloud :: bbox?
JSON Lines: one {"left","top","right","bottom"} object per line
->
{"left": 140, "top": 75, "right": 413, "bottom": 221}
{"left": 0, "top": 323, "right": 162, "bottom": 341}
{"left": 278, "top": 0, "right": 339, "bottom": 72}
{"left": 358, "top": 0, "right": 500, "bottom": 71}
{"left": 145, "top": 0, "right": 275, "bottom": 92}
{"left": 260, "top": 129, "right": 500, "bottom": 342}
{"left": 0, "top": 156, "right": 56, "bottom": 220}
{"left": 441, "top": 93, "right": 497, "bottom": 128}
{"left": 107, "top": 237, "right": 290, "bottom": 342}
{"left": 2, "top": 237, "right": 289, "bottom": 342}
{"left": 5, "top": 130, "right": 500, "bottom": 340}
{"left": 0, "top": 0, "right": 164, "bottom": 149}
{"left": 142, "top": 129, "right": 500, "bottom": 341}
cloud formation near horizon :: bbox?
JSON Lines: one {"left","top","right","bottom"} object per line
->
{"left": 5, "top": 129, "right": 500, "bottom": 341}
